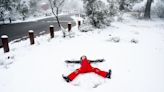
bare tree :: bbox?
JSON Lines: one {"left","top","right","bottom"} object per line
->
{"left": 144, "top": 0, "right": 153, "bottom": 19}
{"left": 48, "top": 0, "right": 65, "bottom": 28}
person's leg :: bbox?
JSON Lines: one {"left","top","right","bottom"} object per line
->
{"left": 92, "top": 67, "right": 108, "bottom": 78}
{"left": 67, "top": 69, "right": 81, "bottom": 81}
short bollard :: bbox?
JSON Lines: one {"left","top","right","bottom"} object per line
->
{"left": 1, "top": 35, "right": 9, "bottom": 53}
{"left": 68, "top": 22, "right": 72, "bottom": 32}
{"left": 28, "top": 30, "right": 35, "bottom": 45}
{"left": 49, "top": 25, "right": 54, "bottom": 38}
{"left": 78, "top": 20, "right": 81, "bottom": 29}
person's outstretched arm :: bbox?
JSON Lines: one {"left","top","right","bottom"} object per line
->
{"left": 65, "top": 60, "right": 81, "bottom": 64}
{"left": 89, "top": 59, "right": 105, "bottom": 63}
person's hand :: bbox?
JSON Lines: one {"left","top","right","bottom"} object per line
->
{"left": 65, "top": 60, "right": 71, "bottom": 63}
{"left": 97, "top": 59, "right": 105, "bottom": 62}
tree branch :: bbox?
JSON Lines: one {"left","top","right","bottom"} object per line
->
{"left": 48, "top": 0, "right": 57, "bottom": 17}
{"left": 58, "top": 0, "right": 65, "bottom": 7}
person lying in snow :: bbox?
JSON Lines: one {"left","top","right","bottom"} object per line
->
{"left": 62, "top": 55, "right": 112, "bottom": 82}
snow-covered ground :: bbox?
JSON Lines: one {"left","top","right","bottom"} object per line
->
{"left": 0, "top": 14, "right": 164, "bottom": 92}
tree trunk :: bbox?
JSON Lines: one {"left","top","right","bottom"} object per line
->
{"left": 56, "top": 15, "right": 61, "bottom": 28}
{"left": 56, "top": 8, "right": 61, "bottom": 28}
{"left": 23, "top": 15, "right": 25, "bottom": 21}
{"left": 119, "top": 0, "right": 125, "bottom": 11}
{"left": 2, "top": 18, "right": 5, "bottom": 24}
{"left": 144, "top": 0, "right": 153, "bottom": 19}
{"left": 9, "top": 17, "right": 11, "bottom": 23}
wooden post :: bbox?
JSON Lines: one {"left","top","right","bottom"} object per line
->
{"left": 1, "top": 35, "right": 9, "bottom": 53}
{"left": 49, "top": 25, "right": 54, "bottom": 38}
{"left": 78, "top": 20, "right": 81, "bottom": 29}
{"left": 68, "top": 22, "right": 72, "bottom": 32}
{"left": 28, "top": 30, "right": 35, "bottom": 45}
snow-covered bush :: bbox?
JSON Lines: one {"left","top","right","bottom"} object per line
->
{"left": 0, "top": 53, "right": 14, "bottom": 69}
{"left": 83, "top": 0, "right": 115, "bottom": 29}
{"left": 131, "top": 38, "right": 138, "bottom": 44}
{"left": 131, "top": 0, "right": 164, "bottom": 18}
{"left": 155, "top": 0, "right": 164, "bottom": 18}
{"left": 78, "top": 17, "right": 94, "bottom": 32}
{"left": 29, "top": 0, "right": 38, "bottom": 16}
{"left": 132, "top": 1, "right": 146, "bottom": 18}
{"left": 0, "top": 7, "right": 5, "bottom": 22}
{"left": 116, "top": 12, "right": 124, "bottom": 22}
{"left": 17, "top": 1, "right": 29, "bottom": 20}
{"left": 107, "top": 0, "right": 119, "bottom": 17}
{"left": 108, "top": 37, "right": 120, "bottom": 43}
{"left": 120, "top": 0, "right": 144, "bottom": 11}
{"left": 0, "top": 0, "right": 50, "bottom": 23}
{"left": 79, "top": 24, "right": 94, "bottom": 32}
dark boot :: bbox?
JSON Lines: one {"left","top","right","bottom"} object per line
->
{"left": 106, "top": 69, "right": 112, "bottom": 79}
{"left": 62, "top": 75, "right": 71, "bottom": 82}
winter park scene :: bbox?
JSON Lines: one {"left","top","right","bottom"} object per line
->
{"left": 0, "top": 0, "right": 164, "bottom": 92}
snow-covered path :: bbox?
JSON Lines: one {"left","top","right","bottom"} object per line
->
{"left": 0, "top": 15, "right": 164, "bottom": 92}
